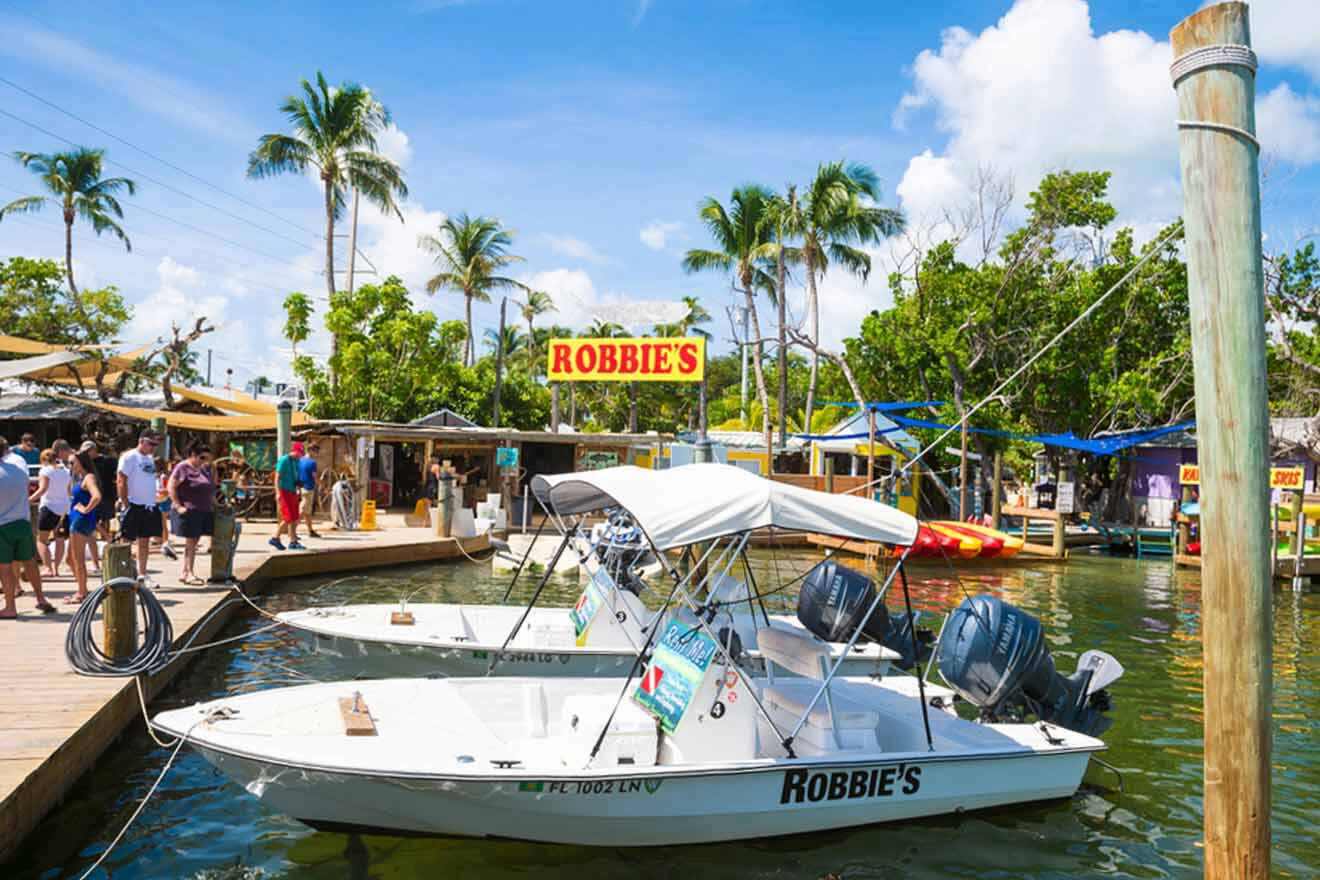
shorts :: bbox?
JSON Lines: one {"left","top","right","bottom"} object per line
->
{"left": 278, "top": 489, "right": 301, "bottom": 524}
{"left": 179, "top": 509, "right": 214, "bottom": 539}
{"left": 121, "top": 503, "right": 163, "bottom": 540}
{"left": 69, "top": 510, "right": 97, "bottom": 536}
{"left": 0, "top": 518, "right": 37, "bottom": 564}
{"left": 37, "top": 508, "right": 68, "bottom": 534}
{"left": 299, "top": 487, "right": 316, "bottom": 513}
{"left": 96, "top": 497, "right": 116, "bottom": 522}
{"left": 158, "top": 498, "right": 172, "bottom": 513}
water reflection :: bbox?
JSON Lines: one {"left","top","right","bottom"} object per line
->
{"left": 10, "top": 552, "right": 1318, "bottom": 879}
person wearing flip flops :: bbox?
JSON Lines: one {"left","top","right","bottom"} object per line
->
{"left": 169, "top": 442, "right": 215, "bottom": 585}
{"left": 116, "top": 429, "right": 164, "bottom": 590}
{"left": 270, "top": 443, "right": 306, "bottom": 551}
{"left": 0, "top": 435, "right": 57, "bottom": 619}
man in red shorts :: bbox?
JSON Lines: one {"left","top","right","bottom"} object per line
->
{"left": 271, "top": 442, "right": 305, "bottom": 550}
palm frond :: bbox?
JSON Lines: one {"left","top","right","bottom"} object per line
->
{"left": 247, "top": 134, "right": 315, "bottom": 178}
{"left": 0, "top": 195, "right": 48, "bottom": 219}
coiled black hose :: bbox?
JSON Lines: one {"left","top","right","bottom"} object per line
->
{"left": 65, "top": 577, "right": 174, "bottom": 676}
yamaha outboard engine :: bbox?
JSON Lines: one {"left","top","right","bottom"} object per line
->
{"left": 936, "top": 595, "right": 1123, "bottom": 737}
{"left": 593, "top": 511, "right": 652, "bottom": 596}
{"left": 796, "top": 559, "right": 933, "bottom": 670}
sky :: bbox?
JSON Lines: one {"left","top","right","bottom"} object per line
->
{"left": 1, "top": 0, "right": 1317, "bottom": 390}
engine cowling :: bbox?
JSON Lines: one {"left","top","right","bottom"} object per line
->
{"left": 796, "top": 559, "right": 932, "bottom": 670}
{"left": 936, "top": 594, "right": 1122, "bottom": 737}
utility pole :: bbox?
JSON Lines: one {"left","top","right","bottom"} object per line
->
{"left": 345, "top": 188, "right": 360, "bottom": 296}
{"left": 1171, "top": 4, "right": 1271, "bottom": 877}
{"left": 777, "top": 187, "right": 791, "bottom": 447}
{"left": 206, "top": 348, "right": 212, "bottom": 387}
{"left": 694, "top": 343, "right": 712, "bottom": 463}
{"left": 492, "top": 297, "right": 507, "bottom": 428}
{"left": 958, "top": 420, "right": 970, "bottom": 520}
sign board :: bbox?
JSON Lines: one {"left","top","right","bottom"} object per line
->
{"left": 1055, "top": 482, "right": 1076, "bottom": 514}
{"left": 632, "top": 615, "right": 720, "bottom": 733}
{"left": 495, "top": 446, "right": 519, "bottom": 469}
{"left": 580, "top": 450, "right": 619, "bottom": 471}
{"left": 569, "top": 571, "right": 608, "bottom": 647}
{"left": 547, "top": 337, "right": 704, "bottom": 382}
{"left": 1181, "top": 463, "right": 1306, "bottom": 490}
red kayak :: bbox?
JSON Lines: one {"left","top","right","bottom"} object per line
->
{"left": 900, "top": 524, "right": 966, "bottom": 558}
{"left": 933, "top": 521, "right": 1006, "bottom": 558}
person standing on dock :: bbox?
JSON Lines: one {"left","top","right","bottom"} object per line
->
{"left": 116, "top": 429, "right": 163, "bottom": 589}
{"left": 0, "top": 435, "right": 56, "bottom": 619}
{"left": 298, "top": 442, "right": 321, "bottom": 539}
{"left": 169, "top": 442, "right": 214, "bottom": 585}
{"left": 271, "top": 443, "right": 305, "bottom": 551}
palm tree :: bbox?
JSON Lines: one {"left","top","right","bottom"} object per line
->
{"left": 764, "top": 187, "right": 802, "bottom": 446}
{"left": 682, "top": 186, "right": 776, "bottom": 446}
{"left": 483, "top": 324, "right": 527, "bottom": 357}
{"left": 786, "top": 161, "right": 904, "bottom": 433}
{"left": 247, "top": 71, "right": 408, "bottom": 376}
{"left": 0, "top": 148, "right": 136, "bottom": 295}
{"left": 519, "top": 290, "right": 556, "bottom": 373}
{"left": 418, "top": 214, "right": 527, "bottom": 366}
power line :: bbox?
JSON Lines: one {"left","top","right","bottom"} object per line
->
{"left": 0, "top": 107, "right": 309, "bottom": 264}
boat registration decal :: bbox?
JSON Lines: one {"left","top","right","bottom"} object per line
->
{"left": 471, "top": 650, "right": 571, "bottom": 664}
{"left": 569, "top": 571, "right": 609, "bottom": 646}
{"left": 779, "top": 765, "right": 922, "bottom": 805}
{"left": 632, "top": 616, "right": 719, "bottom": 733}
{"left": 518, "top": 778, "right": 665, "bottom": 795}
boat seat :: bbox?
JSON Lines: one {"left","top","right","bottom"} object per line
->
{"left": 756, "top": 625, "right": 831, "bottom": 680}
{"left": 762, "top": 681, "right": 881, "bottom": 730}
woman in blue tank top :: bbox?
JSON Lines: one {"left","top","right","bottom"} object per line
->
{"left": 67, "top": 451, "right": 102, "bottom": 603}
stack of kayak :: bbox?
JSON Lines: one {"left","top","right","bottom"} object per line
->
{"left": 898, "top": 521, "right": 1024, "bottom": 559}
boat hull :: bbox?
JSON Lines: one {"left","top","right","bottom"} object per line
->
{"left": 293, "top": 626, "right": 889, "bottom": 679}
{"left": 187, "top": 744, "right": 1093, "bottom": 846}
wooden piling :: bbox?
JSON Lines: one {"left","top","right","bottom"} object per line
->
{"left": 991, "top": 451, "right": 1003, "bottom": 530}
{"left": 866, "top": 407, "right": 876, "bottom": 500}
{"left": 1287, "top": 489, "right": 1303, "bottom": 557}
{"left": 824, "top": 457, "right": 835, "bottom": 495}
{"left": 1177, "top": 485, "right": 1193, "bottom": 555}
{"left": 1171, "top": 4, "right": 1271, "bottom": 876}
{"left": 101, "top": 543, "right": 136, "bottom": 660}
{"left": 958, "top": 420, "right": 969, "bottom": 520}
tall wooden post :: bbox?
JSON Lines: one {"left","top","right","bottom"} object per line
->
{"left": 101, "top": 544, "right": 136, "bottom": 659}
{"left": 824, "top": 457, "right": 834, "bottom": 494}
{"left": 991, "top": 451, "right": 1003, "bottom": 530}
{"left": 1171, "top": 5, "right": 1271, "bottom": 876}
{"left": 1287, "top": 488, "right": 1303, "bottom": 557}
{"left": 1178, "top": 485, "right": 1194, "bottom": 556}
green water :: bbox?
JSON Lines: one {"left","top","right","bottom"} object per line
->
{"left": 9, "top": 552, "right": 1318, "bottom": 879}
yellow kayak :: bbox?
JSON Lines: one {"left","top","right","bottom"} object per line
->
{"left": 1275, "top": 502, "right": 1320, "bottom": 521}
{"left": 928, "top": 523, "right": 983, "bottom": 558}
{"left": 944, "top": 521, "right": 1025, "bottom": 558}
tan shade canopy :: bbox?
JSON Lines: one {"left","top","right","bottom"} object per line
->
{"left": 53, "top": 393, "right": 310, "bottom": 432}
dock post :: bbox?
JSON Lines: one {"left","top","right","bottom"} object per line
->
{"left": 957, "top": 420, "right": 969, "bottom": 520}
{"left": 991, "top": 451, "right": 1003, "bottom": 530}
{"left": 866, "top": 406, "right": 875, "bottom": 501}
{"left": 1171, "top": 4, "right": 1271, "bottom": 876}
{"left": 1177, "top": 485, "right": 1193, "bottom": 555}
{"left": 276, "top": 401, "right": 292, "bottom": 456}
{"left": 101, "top": 543, "right": 136, "bottom": 659}
{"left": 1287, "top": 488, "right": 1303, "bottom": 557}
{"left": 436, "top": 467, "right": 455, "bottom": 538}
{"left": 824, "top": 457, "right": 834, "bottom": 494}
{"left": 1051, "top": 511, "right": 1065, "bottom": 559}
{"left": 210, "top": 509, "right": 236, "bottom": 583}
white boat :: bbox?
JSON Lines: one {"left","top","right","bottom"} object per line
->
{"left": 277, "top": 470, "right": 913, "bottom": 680}
{"left": 156, "top": 464, "right": 1123, "bottom": 845}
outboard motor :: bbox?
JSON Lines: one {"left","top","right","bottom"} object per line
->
{"left": 796, "top": 559, "right": 933, "bottom": 670}
{"left": 936, "top": 595, "right": 1123, "bottom": 737}
{"left": 592, "top": 511, "right": 652, "bottom": 596}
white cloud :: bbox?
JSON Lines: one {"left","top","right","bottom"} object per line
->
{"left": 543, "top": 234, "right": 608, "bottom": 263}
{"left": 129, "top": 257, "right": 231, "bottom": 346}
{"left": 1258, "top": 83, "right": 1320, "bottom": 165}
{"left": 1248, "top": 0, "right": 1320, "bottom": 81}
{"left": 640, "top": 220, "right": 682, "bottom": 251}
{"left": 0, "top": 17, "right": 253, "bottom": 142}
{"left": 519, "top": 268, "right": 599, "bottom": 329}
{"left": 894, "top": 0, "right": 1179, "bottom": 228}
{"left": 633, "top": 0, "right": 654, "bottom": 27}
{"left": 375, "top": 124, "right": 414, "bottom": 168}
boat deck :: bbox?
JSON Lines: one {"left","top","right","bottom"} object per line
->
{"left": 0, "top": 512, "right": 489, "bottom": 864}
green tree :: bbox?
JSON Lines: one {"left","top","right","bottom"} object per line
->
{"left": 0, "top": 148, "right": 136, "bottom": 296}
{"left": 282, "top": 292, "right": 314, "bottom": 362}
{"left": 418, "top": 213, "right": 527, "bottom": 367}
{"left": 683, "top": 185, "right": 776, "bottom": 442}
{"left": 782, "top": 161, "right": 904, "bottom": 432}
{"left": 519, "top": 290, "right": 556, "bottom": 373}
{"left": 248, "top": 72, "right": 408, "bottom": 375}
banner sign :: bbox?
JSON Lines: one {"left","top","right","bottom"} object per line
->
{"left": 495, "top": 446, "right": 519, "bottom": 469}
{"left": 1180, "top": 463, "right": 1306, "bottom": 490}
{"left": 547, "top": 337, "right": 704, "bottom": 382}
{"left": 632, "top": 615, "right": 719, "bottom": 733}
{"left": 569, "top": 570, "right": 609, "bottom": 647}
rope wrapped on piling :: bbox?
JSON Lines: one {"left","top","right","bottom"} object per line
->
{"left": 65, "top": 576, "right": 174, "bottom": 676}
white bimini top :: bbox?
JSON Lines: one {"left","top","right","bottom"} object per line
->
{"left": 531, "top": 463, "right": 918, "bottom": 551}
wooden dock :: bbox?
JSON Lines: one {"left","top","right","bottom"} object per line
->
{"left": 0, "top": 513, "right": 489, "bottom": 865}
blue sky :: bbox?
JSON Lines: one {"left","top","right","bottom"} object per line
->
{"left": 1, "top": 0, "right": 1317, "bottom": 389}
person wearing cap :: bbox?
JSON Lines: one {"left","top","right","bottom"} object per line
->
{"left": 117, "top": 429, "right": 164, "bottom": 588}
{"left": 271, "top": 442, "right": 305, "bottom": 551}
{"left": 297, "top": 442, "right": 321, "bottom": 539}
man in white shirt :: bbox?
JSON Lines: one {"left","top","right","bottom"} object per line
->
{"left": 117, "top": 429, "right": 163, "bottom": 588}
